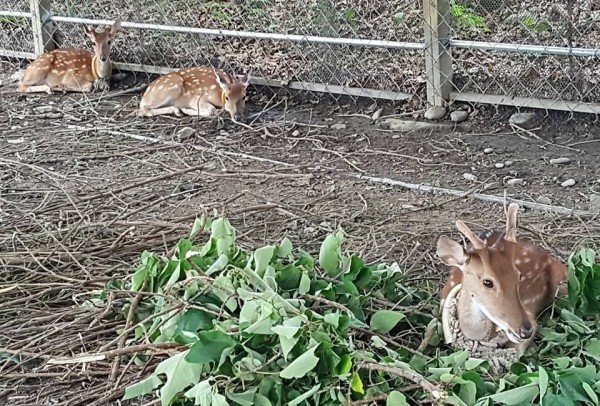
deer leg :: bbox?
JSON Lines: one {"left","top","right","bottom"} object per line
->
{"left": 180, "top": 96, "right": 217, "bottom": 117}
{"left": 137, "top": 106, "right": 184, "bottom": 117}
{"left": 17, "top": 84, "right": 54, "bottom": 94}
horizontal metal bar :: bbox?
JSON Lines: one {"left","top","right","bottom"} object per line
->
{"left": 0, "top": 49, "right": 36, "bottom": 59}
{"left": 451, "top": 91, "right": 600, "bottom": 115}
{"left": 114, "top": 62, "right": 413, "bottom": 101}
{"left": 450, "top": 39, "right": 600, "bottom": 57}
{"left": 49, "top": 16, "right": 426, "bottom": 51}
{"left": 0, "top": 10, "right": 32, "bottom": 18}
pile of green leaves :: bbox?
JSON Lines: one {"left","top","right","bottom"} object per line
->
{"left": 102, "top": 216, "right": 600, "bottom": 405}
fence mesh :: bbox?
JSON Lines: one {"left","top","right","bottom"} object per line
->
{"left": 447, "top": 0, "right": 600, "bottom": 106}
{"left": 0, "top": 0, "right": 599, "bottom": 111}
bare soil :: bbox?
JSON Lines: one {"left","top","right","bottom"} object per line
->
{"left": 1, "top": 69, "right": 599, "bottom": 404}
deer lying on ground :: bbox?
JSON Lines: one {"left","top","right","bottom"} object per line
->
{"left": 17, "top": 19, "right": 121, "bottom": 94}
{"left": 136, "top": 67, "right": 249, "bottom": 121}
{"left": 436, "top": 203, "right": 567, "bottom": 355}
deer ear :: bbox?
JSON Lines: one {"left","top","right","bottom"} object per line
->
{"left": 84, "top": 25, "right": 96, "bottom": 40}
{"left": 437, "top": 235, "right": 467, "bottom": 268}
{"left": 214, "top": 69, "right": 229, "bottom": 90}
{"left": 240, "top": 72, "right": 250, "bottom": 88}
{"left": 109, "top": 19, "right": 121, "bottom": 36}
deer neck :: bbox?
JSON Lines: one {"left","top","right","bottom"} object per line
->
{"left": 91, "top": 55, "right": 113, "bottom": 80}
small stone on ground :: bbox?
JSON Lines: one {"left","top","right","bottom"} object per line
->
{"left": 424, "top": 106, "right": 447, "bottom": 120}
{"left": 450, "top": 110, "right": 469, "bottom": 123}
{"left": 509, "top": 112, "right": 536, "bottom": 128}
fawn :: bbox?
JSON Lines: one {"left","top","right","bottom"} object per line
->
{"left": 17, "top": 19, "right": 121, "bottom": 94}
{"left": 136, "top": 67, "right": 249, "bottom": 121}
{"left": 437, "top": 203, "right": 567, "bottom": 355}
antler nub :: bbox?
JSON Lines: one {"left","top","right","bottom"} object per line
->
{"left": 455, "top": 220, "right": 485, "bottom": 249}
{"left": 505, "top": 203, "right": 519, "bottom": 242}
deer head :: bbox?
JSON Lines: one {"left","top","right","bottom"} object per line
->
{"left": 436, "top": 203, "right": 534, "bottom": 344}
{"left": 214, "top": 69, "right": 250, "bottom": 121}
{"left": 84, "top": 19, "right": 121, "bottom": 63}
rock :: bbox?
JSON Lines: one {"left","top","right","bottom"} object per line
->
{"left": 590, "top": 194, "right": 600, "bottom": 212}
{"left": 536, "top": 196, "right": 552, "bottom": 205}
{"left": 424, "top": 106, "right": 447, "bottom": 120}
{"left": 10, "top": 70, "right": 24, "bottom": 83}
{"left": 509, "top": 112, "right": 536, "bottom": 128}
{"left": 550, "top": 157, "right": 571, "bottom": 165}
{"left": 450, "top": 110, "right": 469, "bottom": 123}
{"left": 506, "top": 178, "right": 524, "bottom": 186}
{"left": 495, "top": 163, "right": 505, "bottom": 169}
{"left": 383, "top": 118, "right": 450, "bottom": 131}
{"left": 463, "top": 173, "right": 477, "bottom": 181}
{"left": 330, "top": 123, "right": 347, "bottom": 130}
{"left": 505, "top": 160, "right": 513, "bottom": 167}
{"left": 33, "top": 105, "right": 55, "bottom": 114}
{"left": 484, "top": 182, "right": 501, "bottom": 190}
{"left": 292, "top": 130, "right": 300, "bottom": 136}
{"left": 176, "top": 126, "right": 195, "bottom": 141}
{"left": 484, "top": 147, "right": 494, "bottom": 154}
{"left": 371, "top": 108, "right": 383, "bottom": 120}
{"left": 561, "top": 179, "right": 576, "bottom": 187}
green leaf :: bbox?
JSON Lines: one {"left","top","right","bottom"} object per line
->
{"left": 276, "top": 237, "right": 293, "bottom": 257}
{"left": 335, "top": 354, "right": 352, "bottom": 375}
{"left": 481, "top": 383, "right": 539, "bottom": 405}
{"left": 324, "top": 312, "right": 340, "bottom": 328}
{"left": 206, "top": 254, "right": 229, "bottom": 275}
{"left": 582, "top": 382, "right": 599, "bottom": 405}
{"left": 123, "top": 375, "right": 163, "bottom": 401}
{"left": 298, "top": 272, "right": 311, "bottom": 294}
{"left": 183, "top": 380, "right": 212, "bottom": 406}
{"left": 280, "top": 345, "right": 320, "bottom": 379}
{"left": 254, "top": 245, "right": 276, "bottom": 276}
{"left": 156, "top": 350, "right": 205, "bottom": 406}
{"left": 176, "top": 308, "right": 214, "bottom": 334}
{"left": 370, "top": 310, "right": 406, "bottom": 334}
{"left": 271, "top": 322, "right": 301, "bottom": 361}
{"left": 226, "top": 388, "right": 257, "bottom": 406}
{"left": 538, "top": 366, "right": 549, "bottom": 400}
{"left": 350, "top": 372, "right": 364, "bottom": 394}
{"left": 288, "top": 384, "right": 321, "bottom": 406}
{"left": 584, "top": 338, "right": 600, "bottom": 356}
{"left": 386, "top": 391, "right": 408, "bottom": 406}
{"left": 212, "top": 393, "right": 229, "bottom": 406}
{"left": 319, "top": 231, "right": 343, "bottom": 277}
{"left": 185, "top": 331, "right": 237, "bottom": 364}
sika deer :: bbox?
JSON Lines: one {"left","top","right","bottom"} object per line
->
{"left": 17, "top": 19, "right": 121, "bottom": 94}
{"left": 136, "top": 67, "right": 249, "bottom": 121}
{"left": 436, "top": 203, "right": 567, "bottom": 355}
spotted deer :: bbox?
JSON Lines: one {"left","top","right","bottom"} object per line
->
{"left": 436, "top": 203, "right": 567, "bottom": 355}
{"left": 17, "top": 19, "right": 121, "bottom": 94}
{"left": 136, "top": 67, "right": 249, "bottom": 121}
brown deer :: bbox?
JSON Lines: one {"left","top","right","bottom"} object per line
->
{"left": 436, "top": 203, "right": 567, "bottom": 355}
{"left": 136, "top": 67, "right": 249, "bottom": 121}
{"left": 17, "top": 19, "right": 121, "bottom": 94}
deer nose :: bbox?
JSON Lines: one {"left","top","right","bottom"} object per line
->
{"left": 100, "top": 56, "right": 108, "bottom": 62}
{"left": 518, "top": 321, "right": 533, "bottom": 339}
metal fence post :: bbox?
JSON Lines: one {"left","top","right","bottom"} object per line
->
{"left": 30, "top": 0, "right": 55, "bottom": 55}
{"left": 423, "top": 0, "right": 453, "bottom": 107}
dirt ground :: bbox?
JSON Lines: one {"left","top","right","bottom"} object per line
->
{"left": 1, "top": 67, "right": 600, "bottom": 405}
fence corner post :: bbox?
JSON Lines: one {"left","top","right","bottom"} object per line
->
{"left": 30, "top": 0, "right": 55, "bottom": 55}
{"left": 423, "top": 0, "right": 453, "bottom": 107}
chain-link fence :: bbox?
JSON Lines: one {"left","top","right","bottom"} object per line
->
{"left": 1, "top": 0, "right": 599, "bottom": 114}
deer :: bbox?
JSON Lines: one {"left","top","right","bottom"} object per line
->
{"left": 16, "top": 19, "right": 121, "bottom": 94}
{"left": 436, "top": 203, "right": 568, "bottom": 356}
{"left": 136, "top": 67, "right": 249, "bottom": 122}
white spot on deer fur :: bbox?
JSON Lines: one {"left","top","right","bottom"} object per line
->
{"left": 515, "top": 259, "right": 522, "bottom": 266}
{"left": 210, "top": 84, "right": 216, "bottom": 89}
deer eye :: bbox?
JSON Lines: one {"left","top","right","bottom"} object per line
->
{"left": 107, "top": 40, "right": 112, "bottom": 45}
{"left": 482, "top": 279, "right": 494, "bottom": 289}
{"left": 225, "top": 96, "right": 230, "bottom": 102}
